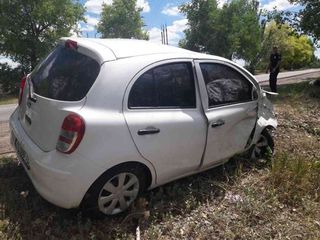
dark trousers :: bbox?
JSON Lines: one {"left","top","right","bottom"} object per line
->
{"left": 269, "top": 69, "right": 279, "bottom": 92}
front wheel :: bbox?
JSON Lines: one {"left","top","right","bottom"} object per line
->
{"left": 82, "top": 165, "right": 145, "bottom": 217}
{"left": 250, "top": 129, "right": 274, "bottom": 159}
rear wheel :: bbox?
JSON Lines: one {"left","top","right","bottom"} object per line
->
{"left": 83, "top": 165, "right": 146, "bottom": 217}
{"left": 250, "top": 129, "right": 274, "bottom": 159}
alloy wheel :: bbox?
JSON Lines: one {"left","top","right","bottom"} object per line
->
{"left": 98, "top": 172, "right": 139, "bottom": 215}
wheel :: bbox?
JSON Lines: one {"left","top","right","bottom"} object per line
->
{"left": 250, "top": 129, "right": 274, "bottom": 159}
{"left": 82, "top": 164, "right": 146, "bottom": 217}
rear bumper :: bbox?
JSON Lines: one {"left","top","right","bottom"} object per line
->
{"left": 9, "top": 109, "right": 88, "bottom": 209}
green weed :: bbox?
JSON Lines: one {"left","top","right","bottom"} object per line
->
{"left": 271, "top": 152, "right": 320, "bottom": 205}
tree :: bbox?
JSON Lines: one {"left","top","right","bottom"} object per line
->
{"left": 289, "top": 0, "right": 320, "bottom": 40}
{"left": 259, "top": 21, "right": 315, "bottom": 70}
{"left": 97, "top": 0, "right": 148, "bottom": 40}
{"left": 222, "top": 0, "right": 261, "bottom": 71}
{"left": 0, "top": 63, "right": 23, "bottom": 94}
{"left": 179, "top": 0, "right": 220, "bottom": 53}
{"left": 0, "top": 0, "right": 85, "bottom": 70}
{"left": 179, "top": 0, "right": 262, "bottom": 73}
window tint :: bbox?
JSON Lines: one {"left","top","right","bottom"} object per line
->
{"left": 200, "top": 63, "right": 253, "bottom": 107}
{"left": 128, "top": 71, "right": 155, "bottom": 107}
{"left": 31, "top": 45, "right": 100, "bottom": 101}
{"left": 129, "top": 63, "right": 196, "bottom": 108}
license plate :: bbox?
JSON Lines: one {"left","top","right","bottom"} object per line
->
{"left": 14, "top": 138, "right": 30, "bottom": 170}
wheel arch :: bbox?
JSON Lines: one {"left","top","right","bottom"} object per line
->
{"left": 81, "top": 161, "right": 153, "bottom": 206}
{"left": 252, "top": 115, "right": 277, "bottom": 145}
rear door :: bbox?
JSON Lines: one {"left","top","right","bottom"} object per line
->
{"left": 195, "top": 61, "right": 258, "bottom": 168}
{"left": 124, "top": 60, "right": 207, "bottom": 183}
{"left": 18, "top": 44, "right": 100, "bottom": 151}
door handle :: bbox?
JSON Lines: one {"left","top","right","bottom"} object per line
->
{"left": 211, "top": 120, "right": 225, "bottom": 128}
{"left": 137, "top": 127, "right": 160, "bottom": 135}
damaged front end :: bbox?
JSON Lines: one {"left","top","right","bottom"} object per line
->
{"left": 249, "top": 90, "right": 278, "bottom": 158}
{"left": 256, "top": 90, "right": 278, "bottom": 135}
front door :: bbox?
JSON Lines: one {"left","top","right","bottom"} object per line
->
{"left": 124, "top": 61, "right": 207, "bottom": 184}
{"left": 195, "top": 61, "right": 258, "bottom": 168}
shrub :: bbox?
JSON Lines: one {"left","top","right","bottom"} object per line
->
{"left": 271, "top": 152, "right": 320, "bottom": 205}
{"left": 0, "top": 63, "right": 24, "bottom": 95}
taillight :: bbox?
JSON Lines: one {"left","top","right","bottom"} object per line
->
{"left": 18, "top": 76, "right": 27, "bottom": 105}
{"left": 56, "top": 114, "right": 85, "bottom": 154}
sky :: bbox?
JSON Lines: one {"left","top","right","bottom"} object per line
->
{"left": 1, "top": 0, "right": 319, "bottom": 67}
{"left": 78, "top": 0, "right": 303, "bottom": 46}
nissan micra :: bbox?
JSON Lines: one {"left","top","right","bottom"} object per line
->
{"left": 10, "top": 38, "right": 277, "bottom": 216}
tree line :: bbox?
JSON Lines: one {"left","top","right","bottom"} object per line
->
{"left": 179, "top": 0, "right": 318, "bottom": 73}
{"left": 0, "top": 0, "right": 319, "bottom": 94}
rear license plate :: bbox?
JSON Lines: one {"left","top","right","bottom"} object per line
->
{"left": 14, "top": 138, "right": 30, "bottom": 170}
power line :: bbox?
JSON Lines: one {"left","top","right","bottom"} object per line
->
{"left": 161, "top": 24, "right": 168, "bottom": 45}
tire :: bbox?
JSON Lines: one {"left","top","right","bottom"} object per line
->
{"left": 250, "top": 129, "right": 274, "bottom": 159}
{"left": 82, "top": 164, "right": 146, "bottom": 217}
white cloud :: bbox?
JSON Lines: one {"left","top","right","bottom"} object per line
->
{"left": 136, "top": 0, "right": 150, "bottom": 13}
{"left": 69, "top": 24, "right": 80, "bottom": 37}
{"left": 0, "top": 56, "right": 20, "bottom": 68}
{"left": 262, "top": 0, "right": 294, "bottom": 11}
{"left": 233, "top": 58, "right": 245, "bottom": 67}
{"left": 80, "top": 25, "right": 95, "bottom": 32}
{"left": 85, "top": 15, "right": 99, "bottom": 26}
{"left": 218, "top": 0, "right": 228, "bottom": 8}
{"left": 85, "top": 0, "right": 112, "bottom": 14}
{"left": 85, "top": 0, "right": 150, "bottom": 14}
{"left": 315, "top": 48, "right": 320, "bottom": 58}
{"left": 148, "top": 18, "right": 188, "bottom": 46}
{"left": 77, "top": 15, "right": 99, "bottom": 36}
{"left": 161, "top": 4, "right": 180, "bottom": 16}
{"left": 168, "top": 18, "right": 188, "bottom": 33}
{"left": 148, "top": 27, "right": 162, "bottom": 43}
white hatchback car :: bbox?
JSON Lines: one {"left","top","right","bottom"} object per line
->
{"left": 10, "top": 38, "right": 277, "bottom": 216}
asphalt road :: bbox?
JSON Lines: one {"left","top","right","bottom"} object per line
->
{"left": 0, "top": 68, "right": 319, "bottom": 123}
{"left": 255, "top": 68, "right": 320, "bottom": 83}
{"left": 0, "top": 103, "right": 17, "bottom": 122}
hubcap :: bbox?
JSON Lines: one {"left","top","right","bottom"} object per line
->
{"left": 251, "top": 135, "right": 269, "bottom": 159}
{"left": 98, "top": 172, "right": 139, "bottom": 215}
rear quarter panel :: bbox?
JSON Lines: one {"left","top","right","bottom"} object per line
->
{"left": 75, "top": 58, "right": 163, "bottom": 190}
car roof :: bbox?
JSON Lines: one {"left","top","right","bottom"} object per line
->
{"left": 60, "top": 37, "right": 226, "bottom": 62}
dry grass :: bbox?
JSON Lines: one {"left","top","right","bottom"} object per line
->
{"left": 0, "top": 96, "right": 17, "bottom": 105}
{"left": 0, "top": 80, "right": 319, "bottom": 239}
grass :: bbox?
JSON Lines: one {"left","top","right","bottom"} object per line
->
{"left": 0, "top": 95, "right": 17, "bottom": 105}
{"left": 271, "top": 152, "right": 320, "bottom": 205}
{"left": 0, "top": 80, "right": 320, "bottom": 239}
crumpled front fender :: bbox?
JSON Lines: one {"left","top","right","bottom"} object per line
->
{"left": 252, "top": 93, "right": 277, "bottom": 144}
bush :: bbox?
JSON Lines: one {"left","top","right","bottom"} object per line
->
{"left": 0, "top": 63, "right": 24, "bottom": 95}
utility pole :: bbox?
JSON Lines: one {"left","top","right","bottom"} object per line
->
{"left": 161, "top": 24, "right": 168, "bottom": 45}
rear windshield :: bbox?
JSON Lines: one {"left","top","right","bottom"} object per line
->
{"left": 31, "top": 45, "right": 100, "bottom": 101}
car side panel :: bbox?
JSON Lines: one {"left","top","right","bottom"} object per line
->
{"left": 122, "top": 59, "right": 207, "bottom": 185}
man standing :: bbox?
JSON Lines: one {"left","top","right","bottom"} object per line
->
{"left": 266, "top": 47, "right": 281, "bottom": 92}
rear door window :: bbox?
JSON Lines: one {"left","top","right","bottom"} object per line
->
{"left": 128, "top": 62, "right": 196, "bottom": 108}
{"left": 31, "top": 45, "right": 100, "bottom": 101}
